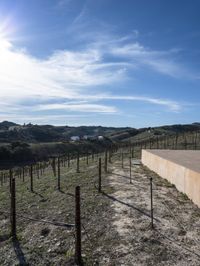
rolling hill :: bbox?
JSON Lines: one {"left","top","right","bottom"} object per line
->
{"left": 0, "top": 121, "right": 200, "bottom": 144}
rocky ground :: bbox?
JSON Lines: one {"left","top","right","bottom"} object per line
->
{"left": 105, "top": 160, "right": 200, "bottom": 265}
{"left": 0, "top": 152, "right": 200, "bottom": 265}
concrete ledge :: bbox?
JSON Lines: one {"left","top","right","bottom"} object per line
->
{"left": 142, "top": 149, "right": 200, "bottom": 208}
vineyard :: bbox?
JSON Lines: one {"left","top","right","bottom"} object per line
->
{"left": 0, "top": 142, "right": 199, "bottom": 265}
{"left": 126, "top": 130, "right": 200, "bottom": 150}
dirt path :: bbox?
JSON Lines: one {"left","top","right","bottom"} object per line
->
{"left": 105, "top": 159, "right": 200, "bottom": 265}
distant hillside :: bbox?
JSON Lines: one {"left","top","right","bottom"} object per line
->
{"left": 0, "top": 121, "right": 200, "bottom": 144}
{"left": 0, "top": 121, "right": 200, "bottom": 168}
{"left": 118, "top": 123, "right": 200, "bottom": 143}
{"left": 0, "top": 121, "right": 131, "bottom": 143}
{"left": 0, "top": 121, "right": 19, "bottom": 131}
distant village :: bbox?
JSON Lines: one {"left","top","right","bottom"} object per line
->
{"left": 70, "top": 135, "right": 104, "bottom": 141}
{"left": 7, "top": 123, "right": 32, "bottom": 132}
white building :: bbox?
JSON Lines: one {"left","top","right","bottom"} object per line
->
{"left": 8, "top": 126, "right": 22, "bottom": 131}
{"left": 70, "top": 136, "right": 80, "bottom": 141}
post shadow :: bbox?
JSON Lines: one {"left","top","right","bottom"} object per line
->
{"left": 13, "top": 239, "right": 27, "bottom": 265}
{"left": 102, "top": 191, "right": 160, "bottom": 223}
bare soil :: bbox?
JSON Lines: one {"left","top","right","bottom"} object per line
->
{"left": 105, "top": 159, "right": 200, "bottom": 265}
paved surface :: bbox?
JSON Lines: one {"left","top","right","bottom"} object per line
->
{"left": 145, "top": 149, "right": 200, "bottom": 173}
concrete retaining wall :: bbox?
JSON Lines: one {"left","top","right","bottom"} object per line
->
{"left": 142, "top": 149, "right": 200, "bottom": 208}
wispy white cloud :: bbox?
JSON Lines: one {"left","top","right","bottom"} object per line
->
{"left": 72, "top": 6, "right": 88, "bottom": 25}
{"left": 35, "top": 103, "right": 117, "bottom": 113}
{"left": 104, "top": 42, "right": 192, "bottom": 79}
{"left": 0, "top": 113, "right": 94, "bottom": 126}
{"left": 96, "top": 95, "right": 181, "bottom": 112}
{"left": 0, "top": 39, "right": 125, "bottom": 100}
{"left": 0, "top": 33, "right": 186, "bottom": 124}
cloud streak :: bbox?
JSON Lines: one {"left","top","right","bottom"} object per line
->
{"left": 35, "top": 103, "right": 117, "bottom": 113}
{"left": 0, "top": 33, "right": 185, "bottom": 124}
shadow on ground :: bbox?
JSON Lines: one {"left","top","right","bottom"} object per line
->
{"left": 13, "top": 239, "right": 27, "bottom": 265}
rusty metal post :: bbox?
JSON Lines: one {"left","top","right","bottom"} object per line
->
{"left": 121, "top": 152, "right": 124, "bottom": 168}
{"left": 104, "top": 150, "right": 108, "bottom": 173}
{"left": 129, "top": 157, "right": 132, "bottom": 184}
{"left": 77, "top": 153, "right": 80, "bottom": 173}
{"left": 150, "top": 177, "right": 154, "bottom": 229}
{"left": 75, "top": 186, "right": 82, "bottom": 265}
{"left": 98, "top": 158, "right": 102, "bottom": 193}
{"left": 11, "top": 177, "right": 16, "bottom": 239}
{"left": 9, "top": 169, "right": 13, "bottom": 193}
{"left": 30, "top": 165, "right": 33, "bottom": 192}
{"left": 58, "top": 157, "right": 61, "bottom": 191}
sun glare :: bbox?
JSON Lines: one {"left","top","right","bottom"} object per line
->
{"left": 0, "top": 35, "right": 11, "bottom": 50}
{"left": 0, "top": 16, "right": 16, "bottom": 50}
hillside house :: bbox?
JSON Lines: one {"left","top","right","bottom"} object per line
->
{"left": 8, "top": 126, "right": 22, "bottom": 131}
{"left": 70, "top": 136, "right": 80, "bottom": 141}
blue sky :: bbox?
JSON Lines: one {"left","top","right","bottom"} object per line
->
{"left": 0, "top": 0, "right": 200, "bottom": 127}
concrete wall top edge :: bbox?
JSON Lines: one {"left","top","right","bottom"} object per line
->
{"left": 142, "top": 149, "right": 200, "bottom": 175}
